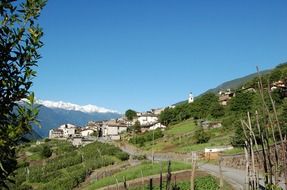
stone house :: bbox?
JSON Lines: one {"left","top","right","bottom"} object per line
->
{"left": 59, "top": 124, "right": 76, "bottom": 138}
{"left": 218, "top": 89, "right": 235, "bottom": 106}
{"left": 49, "top": 129, "right": 63, "bottom": 139}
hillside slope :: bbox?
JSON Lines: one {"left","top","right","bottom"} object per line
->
{"left": 174, "top": 69, "right": 270, "bottom": 106}
{"left": 204, "top": 70, "right": 270, "bottom": 94}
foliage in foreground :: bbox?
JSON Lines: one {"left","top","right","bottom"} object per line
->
{"left": 0, "top": 0, "right": 46, "bottom": 187}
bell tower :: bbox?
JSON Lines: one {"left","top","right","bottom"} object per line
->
{"left": 188, "top": 92, "right": 194, "bottom": 103}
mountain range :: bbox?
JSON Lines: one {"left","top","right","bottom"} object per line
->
{"left": 32, "top": 100, "right": 121, "bottom": 137}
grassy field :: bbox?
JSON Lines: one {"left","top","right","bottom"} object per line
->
{"left": 85, "top": 161, "right": 191, "bottom": 190}
{"left": 131, "top": 119, "right": 235, "bottom": 154}
{"left": 165, "top": 119, "right": 197, "bottom": 135}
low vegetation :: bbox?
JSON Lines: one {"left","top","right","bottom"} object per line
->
{"left": 8, "top": 140, "right": 129, "bottom": 190}
{"left": 129, "top": 177, "right": 220, "bottom": 190}
{"left": 133, "top": 119, "right": 233, "bottom": 153}
{"left": 129, "top": 129, "right": 164, "bottom": 147}
{"left": 85, "top": 161, "right": 191, "bottom": 190}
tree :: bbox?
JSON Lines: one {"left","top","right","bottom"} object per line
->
{"left": 125, "top": 109, "right": 137, "bottom": 121}
{"left": 210, "top": 103, "right": 225, "bottom": 118}
{"left": 159, "top": 107, "right": 175, "bottom": 126}
{"left": 229, "top": 91, "right": 255, "bottom": 115}
{"left": 279, "top": 99, "right": 287, "bottom": 137}
{"left": 41, "top": 145, "right": 52, "bottom": 158}
{"left": 0, "top": 0, "right": 46, "bottom": 187}
{"left": 194, "top": 128, "right": 210, "bottom": 144}
{"left": 131, "top": 121, "right": 141, "bottom": 133}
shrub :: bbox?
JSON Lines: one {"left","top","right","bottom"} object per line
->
{"left": 115, "top": 152, "right": 129, "bottom": 161}
{"left": 194, "top": 128, "right": 210, "bottom": 144}
{"left": 129, "top": 129, "right": 164, "bottom": 146}
{"left": 41, "top": 145, "right": 52, "bottom": 158}
{"left": 195, "top": 175, "right": 219, "bottom": 190}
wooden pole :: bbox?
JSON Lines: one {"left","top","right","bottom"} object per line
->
{"left": 123, "top": 176, "right": 128, "bottom": 190}
{"left": 160, "top": 162, "right": 163, "bottom": 190}
{"left": 141, "top": 170, "right": 144, "bottom": 190}
{"left": 191, "top": 159, "right": 196, "bottom": 190}
{"left": 152, "top": 129, "right": 154, "bottom": 165}
{"left": 219, "top": 156, "right": 223, "bottom": 189}
{"left": 166, "top": 160, "right": 172, "bottom": 190}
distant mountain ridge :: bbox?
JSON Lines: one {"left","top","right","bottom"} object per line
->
{"left": 32, "top": 100, "right": 121, "bottom": 137}
{"left": 36, "top": 99, "right": 119, "bottom": 113}
{"left": 204, "top": 69, "right": 271, "bottom": 94}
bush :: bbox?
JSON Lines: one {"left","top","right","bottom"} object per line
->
{"left": 115, "top": 152, "right": 129, "bottom": 161}
{"left": 41, "top": 145, "right": 52, "bottom": 158}
{"left": 129, "top": 129, "right": 164, "bottom": 146}
{"left": 194, "top": 128, "right": 210, "bottom": 144}
{"left": 195, "top": 175, "right": 219, "bottom": 190}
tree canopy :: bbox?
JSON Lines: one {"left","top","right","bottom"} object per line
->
{"left": 125, "top": 109, "right": 137, "bottom": 121}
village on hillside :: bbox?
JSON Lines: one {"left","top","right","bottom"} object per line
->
{"left": 49, "top": 78, "right": 287, "bottom": 150}
{"left": 48, "top": 108, "right": 167, "bottom": 146}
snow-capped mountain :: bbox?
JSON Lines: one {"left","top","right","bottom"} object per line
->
{"left": 36, "top": 99, "right": 119, "bottom": 114}
{"left": 26, "top": 100, "right": 122, "bottom": 137}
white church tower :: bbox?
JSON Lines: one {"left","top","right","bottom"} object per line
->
{"left": 188, "top": 92, "right": 194, "bottom": 103}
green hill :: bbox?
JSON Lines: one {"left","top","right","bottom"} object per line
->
{"left": 142, "top": 62, "right": 287, "bottom": 154}
{"left": 204, "top": 70, "right": 270, "bottom": 94}
{"left": 127, "top": 119, "right": 235, "bottom": 154}
{"left": 174, "top": 69, "right": 270, "bottom": 106}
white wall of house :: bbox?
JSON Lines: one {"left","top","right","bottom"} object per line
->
{"left": 148, "top": 123, "right": 166, "bottom": 131}
{"left": 204, "top": 146, "right": 233, "bottom": 153}
{"left": 49, "top": 129, "right": 63, "bottom": 139}
{"left": 58, "top": 124, "right": 76, "bottom": 138}
{"left": 81, "top": 129, "right": 94, "bottom": 137}
{"left": 62, "top": 128, "right": 75, "bottom": 137}
{"left": 118, "top": 126, "right": 127, "bottom": 134}
{"left": 106, "top": 126, "right": 119, "bottom": 136}
{"left": 59, "top": 124, "right": 76, "bottom": 130}
{"left": 138, "top": 116, "right": 158, "bottom": 126}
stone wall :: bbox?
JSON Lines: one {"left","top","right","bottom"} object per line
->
{"left": 221, "top": 144, "right": 286, "bottom": 171}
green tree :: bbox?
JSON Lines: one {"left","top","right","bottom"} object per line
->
{"left": 279, "top": 99, "right": 287, "bottom": 137}
{"left": 125, "top": 109, "right": 137, "bottom": 121}
{"left": 41, "top": 145, "right": 52, "bottom": 158}
{"left": 230, "top": 120, "right": 246, "bottom": 147}
{"left": 0, "top": 0, "right": 46, "bottom": 187}
{"left": 159, "top": 107, "right": 175, "bottom": 126}
{"left": 131, "top": 121, "right": 141, "bottom": 133}
{"left": 194, "top": 128, "right": 210, "bottom": 144}
{"left": 229, "top": 91, "right": 255, "bottom": 115}
{"left": 210, "top": 103, "right": 225, "bottom": 118}
{"left": 190, "top": 93, "right": 218, "bottom": 119}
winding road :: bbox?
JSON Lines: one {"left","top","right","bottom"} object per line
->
{"left": 113, "top": 142, "right": 247, "bottom": 190}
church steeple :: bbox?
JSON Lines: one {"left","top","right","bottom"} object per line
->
{"left": 188, "top": 92, "right": 194, "bottom": 103}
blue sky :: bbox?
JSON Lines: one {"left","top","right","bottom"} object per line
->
{"left": 32, "top": 0, "right": 287, "bottom": 112}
